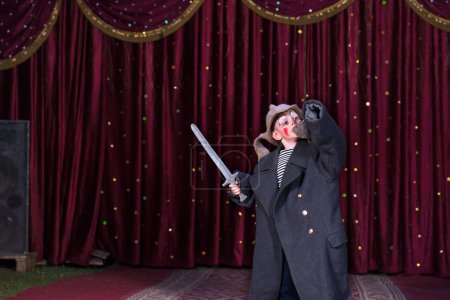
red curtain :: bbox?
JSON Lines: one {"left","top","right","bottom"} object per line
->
{"left": 0, "top": 0, "right": 449, "bottom": 276}
{"left": 0, "top": 1, "right": 107, "bottom": 265}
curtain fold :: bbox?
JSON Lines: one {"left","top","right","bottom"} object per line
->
{"left": 0, "top": 0, "right": 61, "bottom": 70}
{"left": 0, "top": 0, "right": 449, "bottom": 276}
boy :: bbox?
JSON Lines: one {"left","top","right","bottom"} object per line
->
{"left": 229, "top": 100, "right": 350, "bottom": 299}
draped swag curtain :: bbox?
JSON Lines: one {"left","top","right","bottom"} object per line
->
{"left": 74, "top": 0, "right": 206, "bottom": 42}
{"left": 0, "top": 0, "right": 60, "bottom": 70}
{"left": 405, "top": 0, "right": 450, "bottom": 32}
{"left": 0, "top": 0, "right": 449, "bottom": 276}
{"left": 240, "top": 0, "right": 356, "bottom": 25}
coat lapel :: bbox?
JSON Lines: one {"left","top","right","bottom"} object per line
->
{"left": 249, "top": 148, "right": 279, "bottom": 214}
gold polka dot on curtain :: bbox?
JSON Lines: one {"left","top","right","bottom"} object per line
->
{"left": 74, "top": 0, "right": 205, "bottom": 43}
{"left": 405, "top": 0, "right": 450, "bottom": 32}
{"left": 240, "top": 0, "right": 356, "bottom": 25}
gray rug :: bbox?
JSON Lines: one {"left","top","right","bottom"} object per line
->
{"left": 349, "top": 274, "right": 406, "bottom": 300}
{"left": 127, "top": 268, "right": 405, "bottom": 300}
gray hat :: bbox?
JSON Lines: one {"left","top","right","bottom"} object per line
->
{"left": 253, "top": 103, "right": 309, "bottom": 161}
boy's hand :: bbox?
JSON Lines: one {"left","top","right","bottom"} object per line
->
{"left": 229, "top": 181, "right": 241, "bottom": 195}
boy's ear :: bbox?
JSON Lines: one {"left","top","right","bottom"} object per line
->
{"left": 272, "top": 130, "right": 282, "bottom": 141}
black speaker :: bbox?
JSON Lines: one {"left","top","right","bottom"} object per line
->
{"left": 0, "top": 121, "right": 29, "bottom": 254}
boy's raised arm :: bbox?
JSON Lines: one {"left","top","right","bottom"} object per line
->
{"left": 302, "top": 99, "right": 347, "bottom": 179}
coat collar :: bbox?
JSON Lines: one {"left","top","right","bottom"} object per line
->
{"left": 258, "top": 139, "right": 309, "bottom": 172}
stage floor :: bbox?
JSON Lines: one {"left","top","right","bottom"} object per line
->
{"left": 5, "top": 265, "right": 450, "bottom": 299}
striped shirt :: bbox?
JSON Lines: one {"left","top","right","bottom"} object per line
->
{"left": 277, "top": 149, "right": 294, "bottom": 187}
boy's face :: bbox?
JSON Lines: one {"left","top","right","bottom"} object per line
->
{"left": 271, "top": 110, "right": 302, "bottom": 142}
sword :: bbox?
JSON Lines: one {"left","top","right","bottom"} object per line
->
{"left": 191, "top": 124, "right": 247, "bottom": 202}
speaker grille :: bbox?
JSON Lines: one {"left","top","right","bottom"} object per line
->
{"left": 0, "top": 121, "right": 29, "bottom": 254}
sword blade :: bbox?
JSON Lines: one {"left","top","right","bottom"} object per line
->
{"left": 191, "top": 124, "right": 233, "bottom": 180}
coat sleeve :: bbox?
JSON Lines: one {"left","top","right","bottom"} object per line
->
{"left": 302, "top": 99, "right": 347, "bottom": 179}
{"left": 227, "top": 170, "right": 256, "bottom": 208}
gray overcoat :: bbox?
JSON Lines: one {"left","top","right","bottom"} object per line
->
{"left": 230, "top": 100, "right": 350, "bottom": 300}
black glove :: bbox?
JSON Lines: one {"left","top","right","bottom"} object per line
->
{"left": 304, "top": 102, "right": 323, "bottom": 121}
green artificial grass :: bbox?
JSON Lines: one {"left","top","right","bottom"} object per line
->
{"left": 0, "top": 264, "right": 104, "bottom": 300}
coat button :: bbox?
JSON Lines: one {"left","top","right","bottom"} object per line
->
{"left": 302, "top": 210, "right": 308, "bottom": 216}
{"left": 297, "top": 193, "right": 302, "bottom": 198}
{"left": 308, "top": 228, "right": 314, "bottom": 234}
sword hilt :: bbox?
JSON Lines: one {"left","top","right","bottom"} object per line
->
{"left": 223, "top": 172, "right": 248, "bottom": 202}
